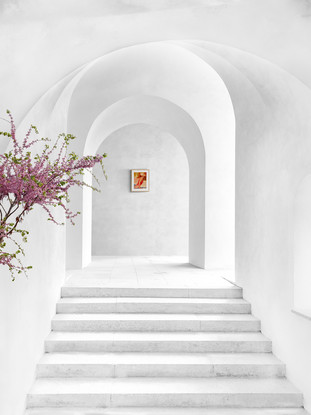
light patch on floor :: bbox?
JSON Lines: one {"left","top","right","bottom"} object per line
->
{"left": 65, "top": 256, "right": 235, "bottom": 288}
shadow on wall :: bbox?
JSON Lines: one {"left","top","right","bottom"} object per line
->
{"left": 293, "top": 174, "right": 311, "bottom": 319}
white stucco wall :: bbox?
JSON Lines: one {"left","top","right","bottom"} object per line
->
{"left": 92, "top": 124, "right": 189, "bottom": 256}
{"left": 293, "top": 175, "right": 311, "bottom": 315}
{"left": 0, "top": 211, "right": 65, "bottom": 415}
{"left": 232, "top": 71, "right": 311, "bottom": 413}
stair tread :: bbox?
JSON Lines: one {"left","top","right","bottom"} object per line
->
{"left": 58, "top": 298, "right": 249, "bottom": 304}
{"left": 24, "top": 408, "right": 309, "bottom": 415}
{"left": 53, "top": 314, "right": 257, "bottom": 321}
{"left": 62, "top": 283, "right": 239, "bottom": 289}
{"left": 61, "top": 286, "right": 242, "bottom": 299}
{"left": 39, "top": 352, "right": 283, "bottom": 365}
{"left": 29, "top": 377, "right": 301, "bottom": 395}
{"left": 46, "top": 331, "right": 269, "bottom": 341}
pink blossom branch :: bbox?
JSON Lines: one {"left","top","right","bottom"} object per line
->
{"left": 0, "top": 110, "right": 107, "bottom": 280}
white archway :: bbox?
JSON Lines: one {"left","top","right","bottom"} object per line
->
{"left": 80, "top": 96, "right": 205, "bottom": 268}
{"left": 64, "top": 43, "right": 235, "bottom": 270}
{"left": 18, "top": 41, "right": 239, "bottom": 272}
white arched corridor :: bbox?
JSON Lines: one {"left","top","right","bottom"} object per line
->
{"left": 3, "top": 29, "right": 311, "bottom": 414}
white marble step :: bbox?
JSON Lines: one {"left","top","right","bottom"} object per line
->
{"left": 37, "top": 352, "right": 285, "bottom": 378}
{"left": 27, "top": 377, "right": 303, "bottom": 408}
{"left": 51, "top": 314, "right": 260, "bottom": 332}
{"left": 25, "top": 408, "right": 309, "bottom": 415}
{"left": 45, "top": 331, "right": 272, "bottom": 353}
{"left": 61, "top": 287, "right": 243, "bottom": 299}
{"left": 57, "top": 298, "right": 251, "bottom": 314}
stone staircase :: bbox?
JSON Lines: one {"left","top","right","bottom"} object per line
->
{"left": 25, "top": 283, "right": 307, "bottom": 414}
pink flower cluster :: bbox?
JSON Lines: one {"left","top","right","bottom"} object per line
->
{"left": 0, "top": 111, "right": 106, "bottom": 280}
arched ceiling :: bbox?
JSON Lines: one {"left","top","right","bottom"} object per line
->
{"left": 15, "top": 40, "right": 311, "bottom": 271}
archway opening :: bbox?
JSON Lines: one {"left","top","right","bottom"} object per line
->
{"left": 91, "top": 123, "right": 189, "bottom": 259}
{"left": 59, "top": 42, "right": 236, "bottom": 273}
{"left": 77, "top": 96, "right": 207, "bottom": 270}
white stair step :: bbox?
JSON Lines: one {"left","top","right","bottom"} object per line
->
{"left": 27, "top": 377, "right": 303, "bottom": 408}
{"left": 25, "top": 408, "right": 309, "bottom": 415}
{"left": 51, "top": 314, "right": 260, "bottom": 332}
{"left": 37, "top": 352, "right": 285, "bottom": 378}
{"left": 61, "top": 287, "right": 243, "bottom": 299}
{"left": 45, "top": 331, "right": 272, "bottom": 353}
{"left": 57, "top": 298, "right": 251, "bottom": 314}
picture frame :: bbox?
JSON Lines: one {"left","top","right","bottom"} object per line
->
{"left": 131, "top": 169, "right": 150, "bottom": 192}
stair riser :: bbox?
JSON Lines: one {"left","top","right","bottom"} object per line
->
{"left": 27, "top": 393, "right": 303, "bottom": 408}
{"left": 24, "top": 409, "right": 310, "bottom": 415}
{"left": 56, "top": 304, "right": 251, "bottom": 314}
{"left": 61, "top": 288, "right": 243, "bottom": 299}
{"left": 36, "top": 364, "right": 285, "bottom": 378}
{"left": 45, "top": 341, "right": 272, "bottom": 353}
{"left": 51, "top": 321, "right": 260, "bottom": 332}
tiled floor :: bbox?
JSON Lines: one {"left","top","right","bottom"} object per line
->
{"left": 65, "top": 256, "right": 235, "bottom": 288}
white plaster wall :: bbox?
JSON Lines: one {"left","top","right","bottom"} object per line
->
{"left": 228, "top": 58, "right": 311, "bottom": 413}
{"left": 0, "top": 112, "right": 67, "bottom": 415}
{"left": 293, "top": 175, "right": 311, "bottom": 314}
{"left": 92, "top": 124, "right": 189, "bottom": 256}
{"left": 0, "top": 211, "right": 65, "bottom": 415}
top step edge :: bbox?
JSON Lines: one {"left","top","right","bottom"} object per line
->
{"left": 58, "top": 297, "right": 248, "bottom": 302}
{"left": 61, "top": 287, "right": 243, "bottom": 299}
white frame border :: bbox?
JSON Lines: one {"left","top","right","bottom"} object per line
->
{"left": 131, "top": 169, "right": 150, "bottom": 192}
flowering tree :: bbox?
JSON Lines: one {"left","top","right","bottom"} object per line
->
{"left": 0, "top": 110, "right": 106, "bottom": 280}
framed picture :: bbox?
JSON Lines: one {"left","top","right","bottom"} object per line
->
{"left": 131, "top": 169, "right": 150, "bottom": 192}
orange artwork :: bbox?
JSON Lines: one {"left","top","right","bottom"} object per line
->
{"left": 131, "top": 169, "right": 150, "bottom": 192}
